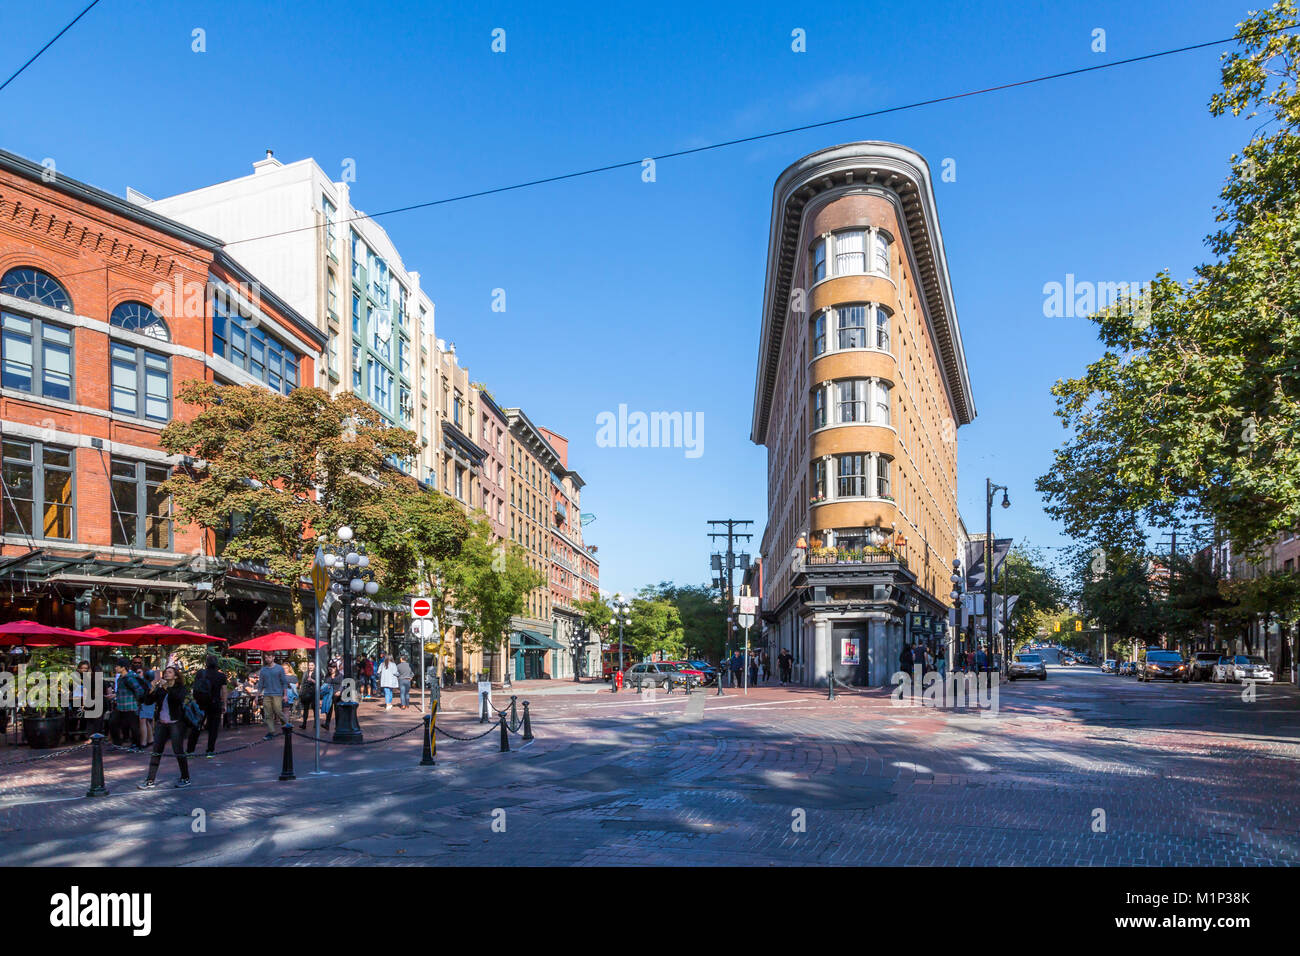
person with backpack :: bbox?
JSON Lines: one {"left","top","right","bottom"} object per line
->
{"left": 137, "top": 666, "right": 191, "bottom": 789}
{"left": 134, "top": 657, "right": 156, "bottom": 748}
{"left": 186, "top": 655, "right": 228, "bottom": 756}
{"left": 109, "top": 658, "right": 146, "bottom": 750}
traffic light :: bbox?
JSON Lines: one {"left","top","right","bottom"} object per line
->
{"left": 1053, "top": 622, "right": 1061, "bottom": 632}
{"left": 1075, "top": 620, "right": 1083, "bottom": 631}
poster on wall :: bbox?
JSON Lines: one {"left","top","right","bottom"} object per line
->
{"left": 841, "top": 637, "right": 861, "bottom": 665}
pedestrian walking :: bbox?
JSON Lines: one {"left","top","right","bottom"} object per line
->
{"left": 935, "top": 646, "right": 947, "bottom": 680}
{"left": 258, "top": 654, "right": 289, "bottom": 739}
{"left": 377, "top": 655, "right": 399, "bottom": 710}
{"left": 109, "top": 658, "right": 146, "bottom": 750}
{"left": 396, "top": 655, "right": 413, "bottom": 709}
{"left": 778, "top": 648, "right": 793, "bottom": 684}
{"left": 748, "top": 653, "right": 759, "bottom": 687}
{"left": 900, "top": 644, "right": 913, "bottom": 676}
{"left": 186, "top": 655, "right": 228, "bottom": 756}
{"left": 135, "top": 657, "right": 156, "bottom": 748}
{"left": 137, "top": 666, "right": 191, "bottom": 790}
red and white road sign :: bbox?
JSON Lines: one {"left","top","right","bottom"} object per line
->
{"left": 411, "top": 597, "right": 433, "bottom": 619}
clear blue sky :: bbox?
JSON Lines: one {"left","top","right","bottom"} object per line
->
{"left": 1, "top": 0, "right": 1261, "bottom": 595}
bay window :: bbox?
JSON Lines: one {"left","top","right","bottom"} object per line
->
{"left": 834, "top": 230, "right": 867, "bottom": 274}
{"left": 836, "top": 454, "right": 867, "bottom": 498}
{"left": 812, "top": 312, "right": 826, "bottom": 356}
{"left": 837, "top": 380, "right": 868, "bottom": 423}
{"left": 811, "top": 387, "right": 826, "bottom": 429}
{"left": 809, "top": 229, "right": 893, "bottom": 280}
{"left": 876, "top": 455, "right": 892, "bottom": 498}
{"left": 837, "top": 305, "right": 868, "bottom": 349}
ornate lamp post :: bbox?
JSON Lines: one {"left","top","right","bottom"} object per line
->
{"left": 985, "top": 480, "right": 1010, "bottom": 677}
{"left": 610, "top": 595, "right": 631, "bottom": 677}
{"left": 570, "top": 621, "right": 589, "bottom": 683}
{"left": 321, "top": 525, "right": 379, "bottom": 743}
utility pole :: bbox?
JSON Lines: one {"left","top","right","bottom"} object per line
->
{"left": 709, "top": 519, "right": 753, "bottom": 679}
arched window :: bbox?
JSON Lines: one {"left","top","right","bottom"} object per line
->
{"left": 1, "top": 267, "right": 72, "bottom": 312}
{"left": 110, "top": 301, "right": 170, "bottom": 341}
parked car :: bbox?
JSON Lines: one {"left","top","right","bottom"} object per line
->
{"left": 1211, "top": 655, "right": 1274, "bottom": 684}
{"left": 1118, "top": 661, "right": 1136, "bottom": 677}
{"left": 1008, "top": 653, "right": 1047, "bottom": 681}
{"left": 1101, "top": 659, "right": 1118, "bottom": 674}
{"left": 1190, "top": 652, "right": 1222, "bottom": 682}
{"left": 1138, "top": 650, "right": 1190, "bottom": 682}
{"left": 1059, "top": 654, "right": 1077, "bottom": 666}
{"left": 663, "top": 661, "right": 709, "bottom": 687}
{"left": 682, "top": 660, "right": 718, "bottom": 685}
{"left": 623, "top": 662, "right": 690, "bottom": 689}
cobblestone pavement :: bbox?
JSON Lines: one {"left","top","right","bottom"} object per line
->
{"left": 1, "top": 667, "right": 1296, "bottom": 866}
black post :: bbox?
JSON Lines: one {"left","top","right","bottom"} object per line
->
{"left": 278, "top": 724, "right": 295, "bottom": 781}
{"left": 420, "top": 711, "right": 435, "bottom": 766}
{"left": 509, "top": 695, "right": 519, "bottom": 732}
{"left": 828, "top": 673, "right": 836, "bottom": 701}
{"left": 332, "top": 593, "right": 363, "bottom": 743}
{"left": 480, "top": 688, "right": 488, "bottom": 723}
{"left": 86, "top": 732, "right": 108, "bottom": 798}
{"left": 522, "top": 701, "right": 533, "bottom": 741}
{"left": 498, "top": 713, "right": 509, "bottom": 753}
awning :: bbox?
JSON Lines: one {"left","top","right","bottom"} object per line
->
{"left": 509, "top": 628, "right": 564, "bottom": 651}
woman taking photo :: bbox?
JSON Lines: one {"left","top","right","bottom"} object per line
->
{"left": 137, "top": 666, "right": 191, "bottom": 790}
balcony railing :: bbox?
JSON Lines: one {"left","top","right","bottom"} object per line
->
{"left": 806, "top": 545, "right": 907, "bottom": 568}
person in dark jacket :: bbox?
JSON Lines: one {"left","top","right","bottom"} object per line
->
{"left": 900, "top": 644, "right": 914, "bottom": 675}
{"left": 138, "top": 666, "right": 191, "bottom": 789}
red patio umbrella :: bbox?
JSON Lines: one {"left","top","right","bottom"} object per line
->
{"left": 228, "top": 632, "right": 324, "bottom": 651}
{"left": 109, "top": 623, "right": 224, "bottom": 646}
{"left": 74, "top": 627, "right": 131, "bottom": 647}
{"left": 0, "top": 619, "right": 83, "bottom": 647}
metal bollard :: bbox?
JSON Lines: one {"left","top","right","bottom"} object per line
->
{"left": 827, "top": 674, "right": 836, "bottom": 701}
{"left": 279, "top": 723, "right": 296, "bottom": 781}
{"left": 498, "top": 713, "right": 509, "bottom": 753}
{"left": 521, "top": 701, "right": 533, "bottom": 742}
{"left": 509, "top": 695, "right": 519, "bottom": 732}
{"left": 715, "top": 671, "right": 724, "bottom": 697}
{"left": 420, "top": 710, "right": 435, "bottom": 766}
{"left": 635, "top": 678, "right": 643, "bottom": 696}
{"left": 666, "top": 676, "right": 674, "bottom": 695}
{"left": 87, "top": 733, "right": 109, "bottom": 798}
{"left": 480, "top": 689, "right": 489, "bottom": 723}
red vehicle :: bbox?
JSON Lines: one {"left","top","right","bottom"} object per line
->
{"left": 662, "top": 661, "right": 707, "bottom": 686}
{"left": 601, "top": 645, "right": 636, "bottom": 678}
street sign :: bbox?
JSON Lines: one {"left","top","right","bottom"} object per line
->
{"left": 411, "top": 618, "right": 434, "bottom": 639}
{"left": 411, "top": 597, "right": 433, "bottom": 619}
{"left": 311, "top": 546, "right": 329, "bottom": 605}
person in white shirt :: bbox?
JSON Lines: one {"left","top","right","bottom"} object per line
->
{"left": 376, "top": 655, "right": 400, "bottom": 710}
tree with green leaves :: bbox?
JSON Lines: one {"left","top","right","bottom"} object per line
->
{"left": 998, "top": 547, "right": 1068, "bottom": 649}
{"left": 452, "top": 521, "right": 545, "bottom": 676}
{"left": 625, "top": 592, "right": 686, "bottom": 660}
{"left": 636, "top": 582, "right": 726, "bottom": 659}
{"left": 160, "top": 382, "right": 425, "bottom": 631}
{"left": 1038, "top": 2, "right": 1300, "bottom": 558}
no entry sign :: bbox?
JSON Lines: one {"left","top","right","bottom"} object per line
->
{"left": 411, "top": 597, "right": 433, "bottom": 619}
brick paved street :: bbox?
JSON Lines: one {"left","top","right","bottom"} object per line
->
{"left": 1, "top": 664, "right": 1297, "bottom": 866}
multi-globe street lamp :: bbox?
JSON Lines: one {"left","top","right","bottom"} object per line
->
{"left": 570, "top": 621, "right": 590, "bottom": 683}
{"left": 610, "top": 595, "right": 631, "bottom": 678}
{"left": 321, "top": 525, "right": 379, "bottom": 743}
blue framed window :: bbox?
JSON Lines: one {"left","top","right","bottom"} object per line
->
{"left": 211, "top": 294, "right": 301, "bottom": 396}
{"left": 1, "top": 311, "right": 73, "bottom": 400}
{"left": 110, "top": 343, "right": 170, "bottom": 422}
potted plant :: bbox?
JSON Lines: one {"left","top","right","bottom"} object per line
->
{"left": 21, "top": 647, "right": 75, "bottom": 749}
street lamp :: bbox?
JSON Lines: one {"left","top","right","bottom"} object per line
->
{"left": 950, "top": 558, "right": 963, "bottom": 661}
{"left": 322, "top": 525, "right": 379, "bottom": 743}
{"left": 610, "top": 594, "right": 631, "bottom": 678}
{"left": 570, "top": 621, "right": 589, "bottom": 683}
{"left": 985, "top": 481, "right": 1010, "bottom": 678}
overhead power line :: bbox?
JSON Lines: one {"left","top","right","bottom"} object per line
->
{"left": 0, "top": 0, "right": 105, "bottom": 95}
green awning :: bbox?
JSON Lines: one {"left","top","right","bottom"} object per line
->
{"left": 509, "top": 629, "right": 564, "bottom": 651}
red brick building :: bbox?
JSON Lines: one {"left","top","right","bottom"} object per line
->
{"left": 0, "top": 147, "right": 324, "bottom": 637}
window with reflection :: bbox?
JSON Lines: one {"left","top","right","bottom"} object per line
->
{"left": 110, "top": 302, "right": 169, "bottom": 341}
{"left": 110, "top": 458, "right": 172, "bottom": 550}
{"left": 1, "top": 268, "right": 72, "bottom": 312}
{"left": 1, "top": 439, "right": 74, "bottom": 539}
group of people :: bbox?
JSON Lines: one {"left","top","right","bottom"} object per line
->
{"left": 900, "top": 643, "right": 947, "bottom": 678}
{"left": 352, "top": 653, "right": 417, "bottom": 709}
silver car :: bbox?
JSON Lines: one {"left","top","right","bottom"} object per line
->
{"left": 623, "top": 662, "right": 689, "bottom": 690}
{"left": 1212, "top": 655, "right": 1274, "bottom": 684}
{"left": 1008, "top": 653, "right": 1047, "bottom": 681}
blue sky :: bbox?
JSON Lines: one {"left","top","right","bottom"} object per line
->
{"left": 1, "top": 0, "right": 1262, "bottom": 595}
